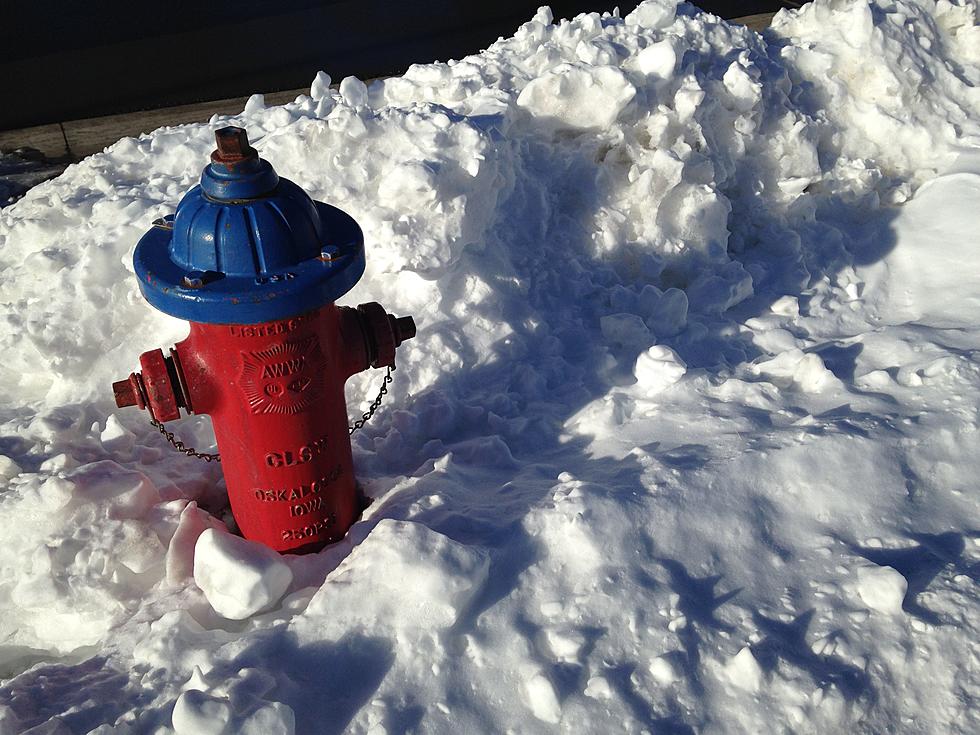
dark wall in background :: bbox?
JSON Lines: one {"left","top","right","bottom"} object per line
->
{"left": 2, "top": 1, "right": 783, "bottom": 131}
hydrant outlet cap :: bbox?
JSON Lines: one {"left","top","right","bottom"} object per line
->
{"left": 133, "top": 126, "right": 365, "bottom": 325}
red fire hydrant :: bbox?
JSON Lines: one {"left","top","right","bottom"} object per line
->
{"left": 112, "top": 127, "right": 415, "bottom": 553}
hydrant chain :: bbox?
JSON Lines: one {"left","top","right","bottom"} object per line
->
{"left": 149, "top": 364, "right": 397, "bottom": 460}
{"left": 150, "top": 418, "right": 221, "bottom": 462}
{"left": 348, "top": 364, "right": 395, "bottom": 436}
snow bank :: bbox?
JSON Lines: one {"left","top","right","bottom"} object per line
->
{"left": 1, "top": 0, "right": 979, "bottom": 732}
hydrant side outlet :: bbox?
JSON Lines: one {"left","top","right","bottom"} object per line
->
{"left": 115, "top": 127, "right": 416, "bottom": 553}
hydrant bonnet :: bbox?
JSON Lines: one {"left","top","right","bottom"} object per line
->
{"left": 134, "top": 127, "right": 366, "bottom": 325}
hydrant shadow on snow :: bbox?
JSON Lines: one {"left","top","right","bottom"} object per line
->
{"left": 219, "top": 630, "right": 396, "bottom": 734}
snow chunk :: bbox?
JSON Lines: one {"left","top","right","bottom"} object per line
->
{"left": 240, "top": 702, "right": 296, "bottom": 735}
{"left": 310, "top": 70, "right": 332, "bottom": 101}
{"left": 750, "top": 349, "right": 837, "bottom": 393}
{"left": 340, "top": 76, "right": 369, "bottom": 107}
{"left": 772, "top": 0, "right": 980, "bottom": 179}
{"left": 69, "top": 461, "right": 161, "bottom": 519}
{"left": 172, "top": 689, "right": 232, "bottom": 735}
{"left": 626, "top": 0, "right": 678, "bottom": 29}
{"left": 601, "top": 313, "right": 651, "bottom": 348}
{"left": 0, "top": 455, "right": 21, "bottom": 481}
{"left": 542, "top": 627, "right": 586, "bottom": 662}
{"left": 167, "top": 502, "right": 225, "bottom": 584}
{"left": 100, "top": 414, "right": 135, "bottom": 453}
{"left": 861, "top": 171, "right": 980, "bottom": 328}
{"left": 243, "top": 93, "right": 265, "bottom": 115}
{"left": 724, "top": 647, "right": 764, "bottom": 693}
{"left": 649, "top": 654, "right": 680, "bottom": 684}
{"left": 634, "top": 345, "right": 686, "bottom": 393}
{"left": 517, "top": 63, "right": 636, "bottom": 130}
{"left": 855, "top": 564, "right": 907, "bottom": 615}
{"left": 306, "top": 520, "right": 489, "bottom": 630}
{"left": 524, "top": 671, "right": 561, "bottom": 723}
{"left": 636, "top": 39, "right": 679, "bottom": 79}
{"left": 533, "top": 6, "right": 553, "bottom": 26}
{"left": 584, "top": 675, "right": 614, "bottom": 699}
{"left": 193, "top": 528, "right": 293, "bottom": 620}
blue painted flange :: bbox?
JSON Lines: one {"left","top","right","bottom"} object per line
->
{"left": 134, "top": 127, "right": 365, "bottom": 325}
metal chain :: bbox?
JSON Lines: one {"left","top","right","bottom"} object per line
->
{"left": 150, "top": 364, "right": 396, "bottom": 461}
{"left": 150, "top": 417, "right": 221, "bottom": 462}
{"left": 348, "top": 364, "right": 394, "bottom": 436}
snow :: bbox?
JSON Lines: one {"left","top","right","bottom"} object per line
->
{"left": 517, "top": 63, "right": 637, "bottom": 130}
{"left": 193, "top": 528, "right": 294, "bottom": 620}
{"left": 854, "top": 563, "right": 908, "bottom": 615}
{"left": 0, "top": 0, "right": 979, "bottom": 732}
{"left": 171, "top": 689, "right": 233, "bottom": 735}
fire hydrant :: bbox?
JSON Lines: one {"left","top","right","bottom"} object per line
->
{"left": 112, "top": 127, "right": 415, "bottom": 553}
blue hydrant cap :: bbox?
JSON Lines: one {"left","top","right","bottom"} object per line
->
{"left": 133, "top": 126, "right": 365, "bottom": 325}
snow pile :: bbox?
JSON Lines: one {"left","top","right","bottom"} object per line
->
{"left": 1, "top": 0, "right": 979, "bottom": 732}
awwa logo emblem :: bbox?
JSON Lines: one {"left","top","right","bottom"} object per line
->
{"left": 240, "top": 337, "right": 326, "bottom": 414}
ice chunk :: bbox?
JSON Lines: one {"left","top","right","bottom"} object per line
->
{"left": 38, "top": 476, "right": 74, "bottom": 511}
{"left": 193, "top": 528, "right": 293, "bottom": 620}
{"left": 685, "top": 261, "right": 754, "bottom": 314}
{"left": 639, "top": 286, "right": 688, "bottom": 337}
{"left": 517, "top": 63, "right": 636, "bottom": 130}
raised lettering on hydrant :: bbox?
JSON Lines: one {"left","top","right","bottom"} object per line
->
{"left": 112, "top": 127, "right": 415, "bottom": 553}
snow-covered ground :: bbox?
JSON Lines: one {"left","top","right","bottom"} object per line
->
{"left": 1, "top": 0, "right": 980, "bottom": 732}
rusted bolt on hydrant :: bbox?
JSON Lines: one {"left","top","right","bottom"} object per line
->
{"left": 112, "top": 126, "right": 415, "bottom": 554}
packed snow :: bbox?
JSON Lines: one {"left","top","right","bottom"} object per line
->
{"left": 1, "top": 0, "right": 979, "bottom": 732}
